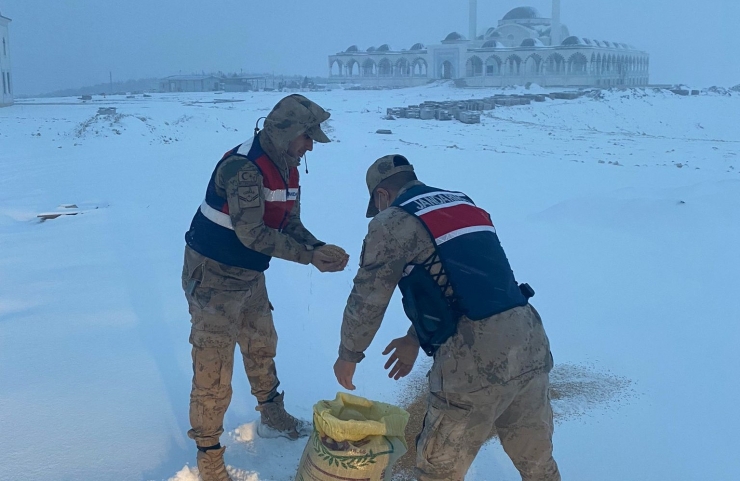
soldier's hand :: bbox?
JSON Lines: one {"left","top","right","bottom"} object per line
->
{"left": 333, "top": 358, "right": 357, "bottom": 391}
{"left": 382, "top": 335, "right": 420, "bottom": 380}
{"left": 311, "top": 245, "right": 349, "bottom": 272}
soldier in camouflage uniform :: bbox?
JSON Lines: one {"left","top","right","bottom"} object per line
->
{"left": 334, "top": 155, "right": 560, "bottom": 481}
{"left": 183, "top": 95, "right": 349, "bottom": 481}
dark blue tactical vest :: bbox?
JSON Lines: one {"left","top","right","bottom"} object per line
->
{"left": 394, "top": 184, "right": 529, "bottom": 355}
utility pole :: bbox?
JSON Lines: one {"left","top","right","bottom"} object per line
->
{"left": 109, "top": 71, "right": 113, "bottom": 95}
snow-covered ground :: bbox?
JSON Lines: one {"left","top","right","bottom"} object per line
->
{"left": 1, "top": 84, "right": 738, "bottom": 481}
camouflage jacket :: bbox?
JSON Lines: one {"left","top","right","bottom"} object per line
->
{"left": 210, "top": 131, "right": 322, "bottom": 266}
{"left": 339, "top": 181, "right": 553, "bottom": 386}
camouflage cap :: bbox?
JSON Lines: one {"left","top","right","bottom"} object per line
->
{"left": 365, "top": 155, "right": 415, "bottom": 218}
{"left": 264, "top": 94, "right": 331, "bottom": 145}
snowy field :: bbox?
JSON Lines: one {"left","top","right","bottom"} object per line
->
{"left": 1, "top": 83, "right": 739, "bottom": 481}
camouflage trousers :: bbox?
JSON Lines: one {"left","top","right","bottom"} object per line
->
{"left": 182, "top": 246, "right": 280, "bottom": 448}
{"left": 415, "top": 373, "right": 560, "bottom": 481}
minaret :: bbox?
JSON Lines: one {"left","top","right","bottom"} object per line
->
{"left": 469, "top": 0, "right": 478, "bottom": 40}
{"left": 551, "top": 0, "right": 562, "bottom": 46}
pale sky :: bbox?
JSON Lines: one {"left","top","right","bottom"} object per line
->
{"left": 2, "top": 0, "right": 738, "bottom": 95}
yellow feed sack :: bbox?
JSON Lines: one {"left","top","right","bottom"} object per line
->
{"left": 295, "top": 393, "right": 410, "bottom": 481}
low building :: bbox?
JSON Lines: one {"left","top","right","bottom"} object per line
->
{"left": 328, "top": 1, "right": 649, "bottom": 89}
{"left": 0, "top": 8, "right": 13, "bottom": 106}
{"left": 221, "top": 76, "right": 265, "bottom": 92}
{"left": 159, "top": 75, "right": 223, "bottom": 93}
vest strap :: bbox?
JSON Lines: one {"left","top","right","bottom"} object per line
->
{"left": 263, "top": 187, "right": 299, "bottom": 202}
{"left": 200, "top": 200, "right": 234, "bottom": 230}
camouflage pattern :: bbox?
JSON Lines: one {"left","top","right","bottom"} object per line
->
{"left": 339, "top": 179, "right": 558, "bottom": 480}
{"left": 207, "top": 95, "right": 332, "bottom": 262}
{"left": 364, "top": 154, "right": 415, "bottom": 218}
{"left": 183, "top": 246, "right": 279, "bottom": 447}
{"left": 215, "top": 153, "right": 318, "bottom": 264}
{"left": 415, "top": 373, "right": 560, "bottom": 481}
{"left": 183, "top": 95, "right": 332, "bottom": 448}
{"left": 262, "top": 94, "right": 331, "bottom": 173}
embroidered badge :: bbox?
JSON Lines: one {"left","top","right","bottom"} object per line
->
{"left": 238, "top": 186, "right": 261, "bottom": 208}
{"left": 239, "top": 170, "right": 258, "bottom": 185}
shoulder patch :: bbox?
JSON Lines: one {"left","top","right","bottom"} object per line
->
{"left": 238, "top": 186, "right": 261, "bottom": 208}
{"left": 239, "top": 169, "right": 259, "bottom": 185}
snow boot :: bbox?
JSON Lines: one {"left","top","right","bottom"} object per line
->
{"left": 196, "top": 446, "right": 232, "bottom": 481}
{"left": 256, "top": 392, "right": 312, "bottom": 440}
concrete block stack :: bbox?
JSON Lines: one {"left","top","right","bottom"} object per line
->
{"left": 385, "top": 89, "right": 587, "bottom": 125}
{"left": 459, "top": 111, "right": 481, "bottom": 124}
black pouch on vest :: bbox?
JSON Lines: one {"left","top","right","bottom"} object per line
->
{"left": 399, "top": 265, "right": 458, "bottom": 357}
{"left": 519, "top": 283, "right": 535, "bottom": 299}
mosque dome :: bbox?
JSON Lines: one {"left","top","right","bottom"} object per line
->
{"left": 443, "top": 31, "right": 466, "bottom": 42}
{"left": 562, "top": 36, "right": 583, "bottom": 46}
{"left": 521, "top": 38, "right": 545, "bottom": 47}
{"left": 481, "top": 39, "right": 501, "bottom": 48}
{"left": 377, "top": 44, "right": 391, "bottom": 52}
{"left": 502, "top": 7, "right": 541, "bottom": 21}
{"left": 345, "top": 45, "right": 358, "bottom": 52}
{"left": 366, "top": 46, "right": 376, "bottom": 52}
{"left": 410, "top": 43, "right": 426, "bottom": 50}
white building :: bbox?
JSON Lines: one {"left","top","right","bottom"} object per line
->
{"left": 0, "top": 8, "right": 12, "bottom": 106}
{"left": 328, "top": 1, "right": 649, "bottom": 89}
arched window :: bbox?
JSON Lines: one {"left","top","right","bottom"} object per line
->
{"left": 440, "top": 60, "right": 454, "bottom": 79}
{"left": 485, "top": 56, "right": 502, "bottom": 76}
{"left": 466, "top": 56, "right": 483, "bottom": 77}
{"left": 524, "top": 55, "right": 541, "bottom": 75}
{"left": 568, "top": 53, "right": 588, "bottom": 75}
{"left": 378, "top": 58, "right": 392, "bottom": 77}
{"left": 505, "top": 55, "right": 521, "bottom": 76}
{"left": 362, "top": 59, "right": 377, "bottom": 77}
{"left": 412, "top": 58, "right": 428, "bottom": 77}
{"left": 330, "top": 59, "right": 343, "bottom": 77}
{"left": 544, "top": 54, "right": 565, "bottom": 75}
{"left": 396, "top": 58, "right": 410, "bottom": 77}
{"left": 346, "top": 60, "right": 359, "bottom": 77}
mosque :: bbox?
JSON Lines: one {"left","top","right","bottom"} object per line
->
{"left": 327, "top": 1, "right": 649, "bottom": 88}
{"left": 0, "top": 8, "right": 12, "bottom": 106}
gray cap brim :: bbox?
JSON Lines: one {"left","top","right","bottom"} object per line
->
{"left": 306, "top": 125, "right": 331, "bottom": 143}
{"left": 366, "top": 196, "right": 378, "bottom": 218}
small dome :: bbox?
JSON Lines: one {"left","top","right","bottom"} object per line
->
{"left": 582, "top": 38, "right": 593, "bottom": 45}
{"left": 443, "top": 31, "right": 466, "bottom": 42}
{"left": 345, "top": 45, "right": 358, "bottom": 53}
{"left": 602, "top": 41, "right": 612, "bottom": 48}
{"left": 502, "top": 7, "right": 541, "bottom": 21}
{"left": 377, "top": 44, "right": 391, "bottom": 52}
{"left": 366, "top": 46, "right": 376, "bottom": 52}
{"left": 562, "top": 36, "right": 582, "bottom": 46}
{"left": 410, "top": 42, "right": 425, "bottom": 50}
{"left": 593, "top": 40, "right": 603, "bottom": 47}
{"left": 481, "top": 39, "right": 500, "bottom": 48}
{"left": 521, "top": 38, "right": 544, "bottom": 47}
